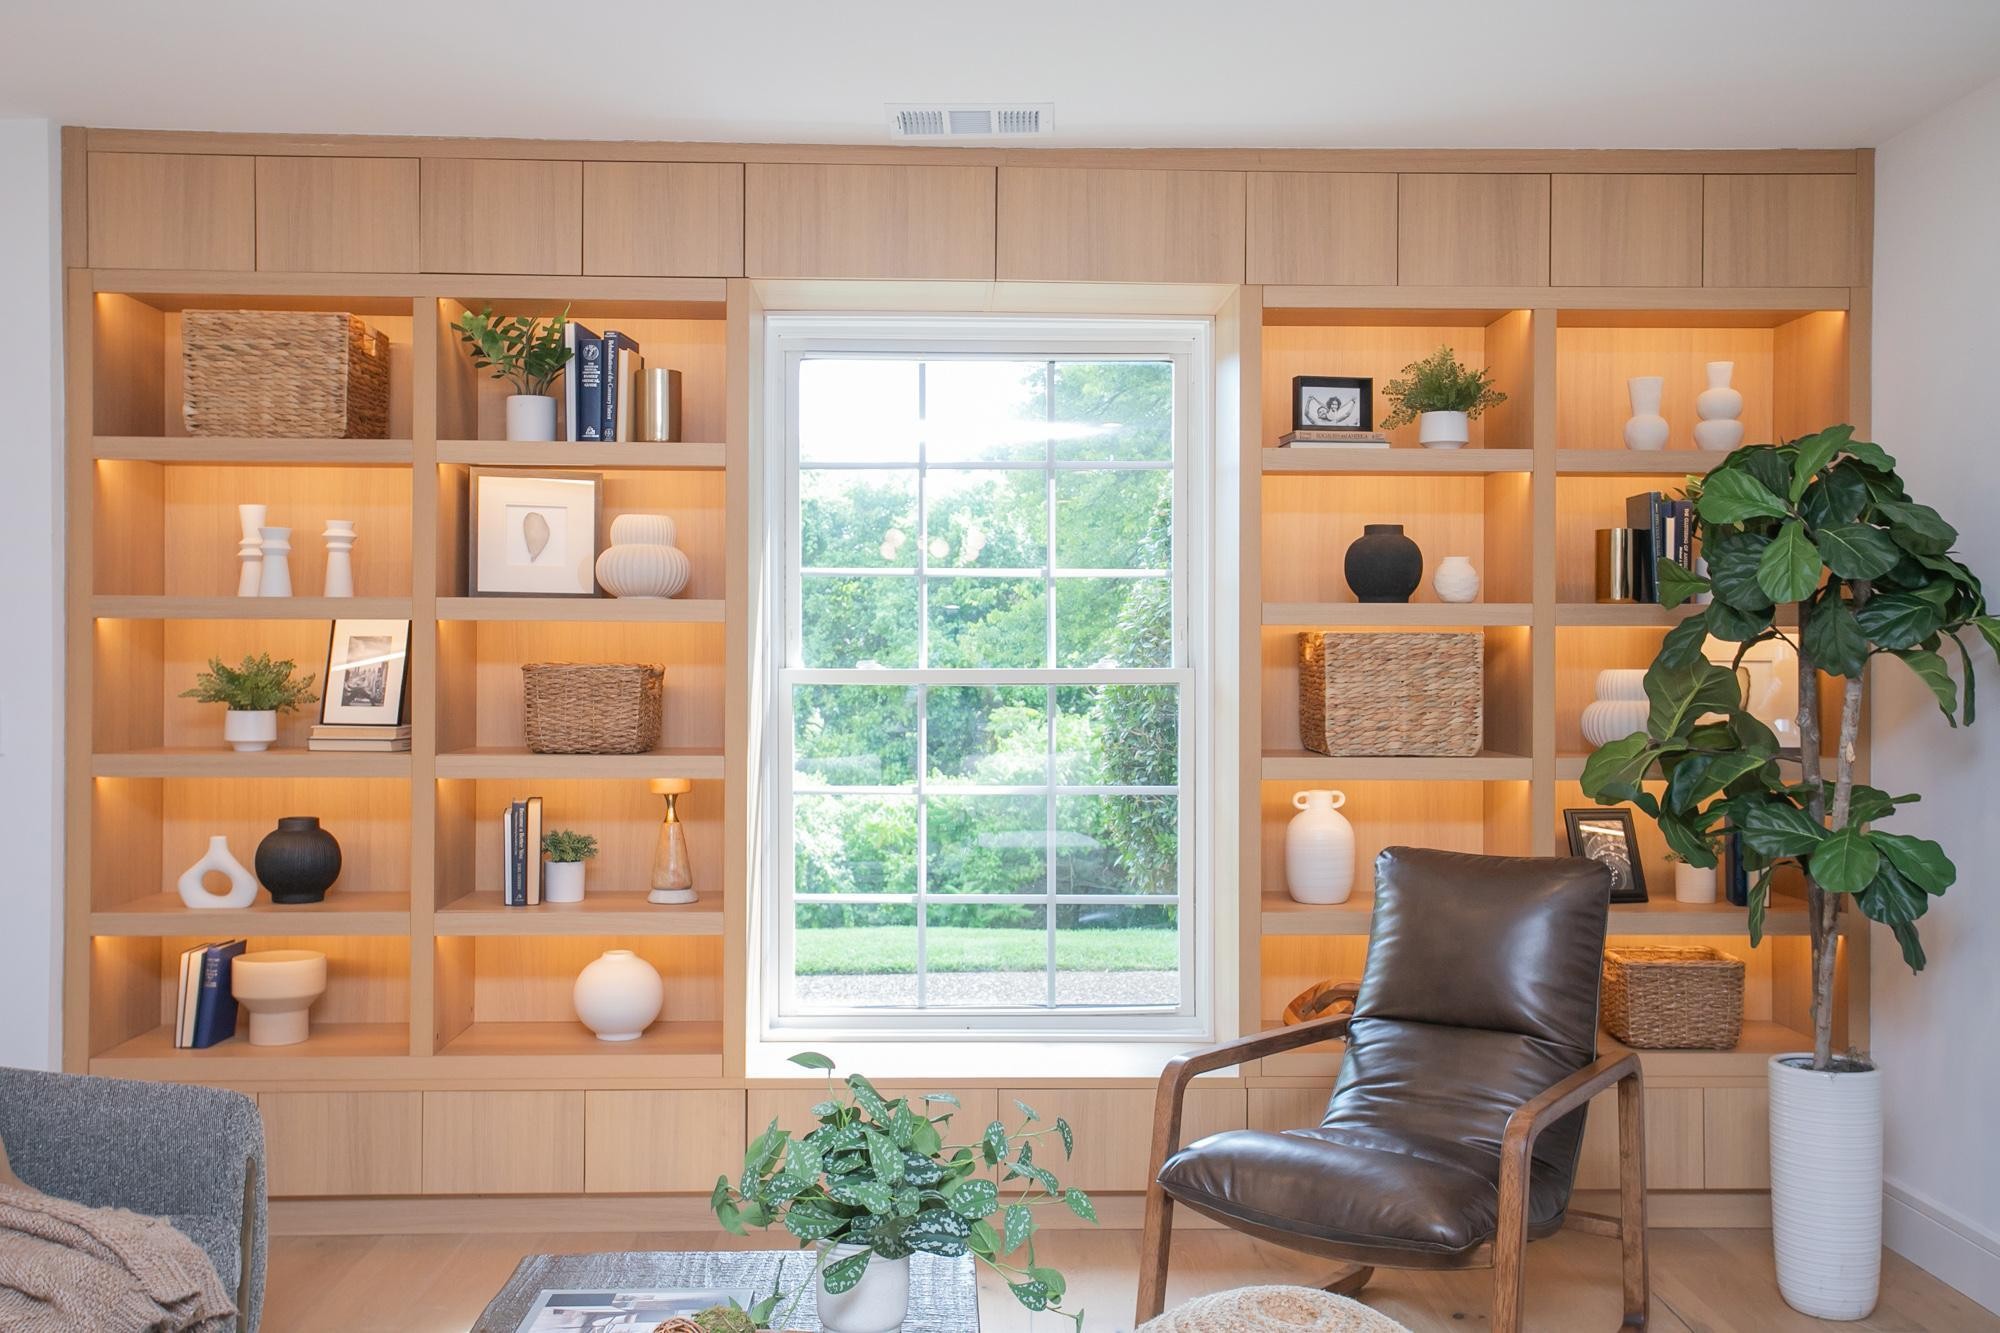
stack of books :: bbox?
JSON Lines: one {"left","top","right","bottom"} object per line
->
{"left": 309, "top": 724, "right": 411, "bottom": 753}
{"left": 174, "top": 939, "right": 246, "bottom": 1049}
{"left": 565, "top": 321, "right": 647, "bottom": 442}
{"left": 1278, "top": 429, "right": 1390, "bottom": 448}
{"left": 502, "top": 796, "right": 544, "bottom": 906}
{"left": 1625, "top": 491, "right": 1696, "bottom": 603}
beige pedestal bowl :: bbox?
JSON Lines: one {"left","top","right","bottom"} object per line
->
{"left": 230, "top": 949, "right": 327, "bottom": 1046}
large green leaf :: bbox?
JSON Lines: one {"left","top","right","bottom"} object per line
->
{"left": 1803, "top": 593, "right": 1869, "bottom": 677}
{"left": 1665, "top": 751, "right": 1767, "bottom": 813}
{"left": 1855, "top": 592, "right": 1945, "bottom": 651}
{"left": 945, "top": 1176, "right": 998, "bottom": 1220}
{"left": 1645, "top": 661, "right": 1741, "bottom": 739}
{"left": 1808, "top": 826, "right": 1880, "bottom": 894}
{"left": 863, "top": 1128, "right": 905, "bottom": 1186}
{"left": 1064, "top": 1187, "right": 1097, "bottom": 1222}
{"left": 783, "top": 1201, "right": 849, "bottom": 1243}
{"left": 908, "top": 1208, "right": 974, "bottom": 1257}
{"left": 1973, "top": 615, "right": 2000, "bottom": 657}
{"left": 1868, "top": 831, "right": 1955, "bottom": 894}
{"left": 1737, "top": 445, "right": 1797, "bottom": 499}
{"left": 1656, "top": 612, "right": 1713, "bottom": 669}
{"left": 1895, "top": 648, "right": 1960, "bottom": 724}
{"left": 1757, "top": 521, "right": 1823, "bottom": 604}
{"left": 788, "top": 1050, "right": 837, "bottom": 1071}
{"left": 828, "top": 1176, "right": 895, "bottom": 1214}
{"left": 1655, "top": 558, "right": 1710, "bottom": 609}
{"left": 1007, "top": 1278, "right": 1052, "bottom": 1312}
{"left": 1698, "top": 469, "right": 1792, "bottom": 524}
{"left": 1854, "top": 861, "right": 1929, "bottom": 971}
{"left": 1816, "top": 522, "right": 1903, "bottom": 579}
{"left": 1705, "top": 533, "right": 1777, "bottom": 611}
{"left": 1875, "top": 498, "right": 1958, "bottom": 556}
{"left": 1578, "top": 733, "right": 1659, "bottom": 802}
{"left": 1704, "top": 599, "right": 1776, "bottom": 643}
{"left": 1841, "top": 436, "right": 1899, "bottom": 474}
{"left": 821, "top": 1248, "right": 872, "bottom": 1295}
{"left": 1003, "top": 1202, "right": 1034, "bottom": 1253}
{"left": 1846, "top": 784, "right": 1915, "bottom": 825}
{"left": 1655, "top": 809, "right": 1719, "bottom": 868}
{"left": 1789, "top": 425, "right": 1853, "bottom": 500}
{"left": 1736, "top": 798, "right": 1827, "bottom": 858}
{"left": 1801, "top": 461, "right": 1870, "bottom": 528}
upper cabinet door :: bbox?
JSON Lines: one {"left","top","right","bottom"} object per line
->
{"left": 1398, "top": 173, "right": 1550, "bottom": 286}
{"left": 996, "top": 167, "right": 1246, "bottom": 284}
{"left": 1550, "top": 174, "right": 1702, "bottom": 287}
{"left": 88, "top": 152, "right": 254, "bottom": 270}
{"left": 256, "top": 157, "right": 418, "bottom": 273}
{"left": 1245, "top": 172, "right": 1397, "bottom": 286}
{"left": 1704, "top": 174, "right": 1857, "bottom": 287}
{"left": 745, "top": 164, "right": 994, "bottom": 279}
{"left": 420, "top": 159, "right": 582, "bottom": 275}
{"left": 584, "top": 162, "right": 744, "bottom": 277}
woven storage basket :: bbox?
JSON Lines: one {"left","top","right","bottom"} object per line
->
{"left": 182, "top": 310, "right": 391, "bottom": 438}
{"left": 1602, "top": 944, "right": 1745, "bottom": 1049}
{"left": 521, "top": 663, "right": 664, "bottom": 755}
{"left": 1298, "top": 631, "right": 1483, "bottom": 757}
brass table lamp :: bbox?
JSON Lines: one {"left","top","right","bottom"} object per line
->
{"left": 647, "top": 777, "right": 696, "bottom": 904}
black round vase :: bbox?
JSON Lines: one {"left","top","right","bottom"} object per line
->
{"left": 1343, "top": 524, "right": 1424, "bottom": 603}
{"left": 255, "top": 817, "right": 343, "bottom": 904}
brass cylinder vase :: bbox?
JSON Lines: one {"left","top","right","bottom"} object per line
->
{"left": 1596, "top": 528, "right": 1643, "bottom": 603}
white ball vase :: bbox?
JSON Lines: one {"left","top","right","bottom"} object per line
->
{"left": 230, "top": 950, "right": 327, "bottom": 1046}
{"left": 1581, "top": 669, "right": 1650, "bottom": 748}
{"left": 1693, "top": 359, "right": 1746, "bottom": 451}
{"left": 573, "top": 949, "right": 663, "bottom": 1041}
{"left": 1285, "top": 790, "right": 1356, "bottom": 905}
{"left": 1433, "top": 555, "right": 1480, "bottom": 603}
{"left": 1769, "top": 1055, "right": 1884, "bottom": 1320}
{"left": 594, "top": 513, "right": 692, "bottom": 599}
{"left": 1623, "top": 376, "right": 1669, "bottom": 451}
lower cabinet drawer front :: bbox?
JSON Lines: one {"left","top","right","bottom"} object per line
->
{"left": 1575, "top": 1086, "right": 1704, "bottom": 1191}
{"left": 1007, "top": 1087, "right": 1245, "bottom": 1193}
{"left": 1702, "top": 1085, "right": 1771, "bottom": 1189}
{"left": 585, "top": 1090, "right": 747, "bottom": 1192}
{"left": 261, "top": 1091, "right": 423, "bottom": 1197}
{"left": 422, "top": 1090, "right": 584, "bottom": 1194}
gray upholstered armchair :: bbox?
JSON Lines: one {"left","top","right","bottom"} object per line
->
{"left": 0, "top": 1067, "right": 266, "bottom": 1331}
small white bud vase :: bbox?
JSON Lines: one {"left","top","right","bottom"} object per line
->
{"left": 505, "top": 393, "right": 558, "bottom": 442}
{"left": 1284, "top": 790, "right": 1356, "bottom": 905}
{"left": 177, "top": 835, "right": 259, "bottom": 909}
{"left": 1623, "top": 376, "right": 1669, "bottom": 450}
{"left": 572, "top": 948, "right": 663, "bottom": 1041}
{"left": 223, "top": 708, "right": 278, "bottom": 753}
{"left": 544, "top": 859, "right": 586, "bottom": 904}
{"left": 1433, "top": 555, "right": 1480, "bottom": 603}
{"left": 595, "top": 513, "right": 692, "bottom": 599}
{"left": 1417, "top": 409, "right": 1469, "bottom": 449}
{"left": 321, "top": 519, "right": 356, "bottom": 598}
{"left": 255, "top": 526, "right": 292, "bottom": 597}
{"left": 1692, "top": 360, "right": 1745, "bottom": 451}
{"left": 1581, "top": 669, "right": 1651, "bottom": 748}
{"left": 236, "top": 504, "right": 266, "bottom": 597}
{"left": 1674, "top": 861, "right": 1718, "bottom": 904}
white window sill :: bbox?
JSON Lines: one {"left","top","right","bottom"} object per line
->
{"left": 745, "top": 1035, "right": 1232, "bottom": 1084}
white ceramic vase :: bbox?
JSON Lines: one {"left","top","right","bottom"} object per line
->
{"left": 572, "top": 949, "right": 663, "bottom": 1041}
{"left": 1769, "top": 1055, "right": 1884, "bottom": 1320}
{"left": 230, "top": 949, "right": 327, "bottom": 1046}
{"left": 1417, "top": 410, "right": 1469, "bottom": 449}
{"left": 1673, "top": 862, "right": 1718, "bottom": 904}
{"left": 1693, "top": 360, "right": 1746, "bottom": 451}
{"left": 1581, "top": 669, "right": 1650, "bottom": 748}
{"left": 1285, "top": 790, "right": 1356, "bottom": 905}
{"left": 815, "top": 1244, "right": 911, "bottom": 1333}
{"left": 594, "top": 513, "right": 692, "bottom": 598}
{"left": 177, "top": 835, "right": 259, "bottom": 909}
{"left": 1623, "top": 376, "right": 1670, "bottom": 451}
{"left": 544, "top": 860, "right": 586, "bottom": 904}
{"left": 236, "top": 504, "right": 266, "bottom": 597}
{"left": 256, "top": 526, "right": 292, "bottom": 597}
{"left": 322, "top": 519, "right": 356, "bottom": 597}
{"left": 223, "top": 709, "right": 278, "bottom": 753}
{"left": 1433, "top": 555, "right": 1480, "bottom": 603}
{"left": 506, "top": 394, "right": 558, "bottom": 442}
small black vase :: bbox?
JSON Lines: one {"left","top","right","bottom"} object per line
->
{"left": 1344, "top": 524, "right": 1424, "bottom": 603}
{"left": 256, "top": 817, "right": 343, "bottom": 904}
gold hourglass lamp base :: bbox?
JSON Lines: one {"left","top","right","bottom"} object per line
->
{"left": 647, "top": 777, "right": 697, "bottom": 905}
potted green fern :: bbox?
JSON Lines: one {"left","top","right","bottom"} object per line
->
{"left": 1379, "top": 345, "right": 1507, "bottom": 449}
{"left": 179, "top": 654, "right": 318, "bottom": 752}
{"left": 453, "top": 304, "right": 573, "bottom": 441}
{"left": 540, "top": 829, "right": 597, "bottom": 904}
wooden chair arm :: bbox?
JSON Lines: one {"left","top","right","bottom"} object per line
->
{"left": 1502, "top": 1050, "right": 1643, "bottom": 1158}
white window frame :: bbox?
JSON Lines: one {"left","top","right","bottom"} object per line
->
{"left": 757, "top": 315, "right": 1216, "bottom": 1043}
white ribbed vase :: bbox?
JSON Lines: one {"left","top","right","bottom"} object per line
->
{"left": 1580, "top": 669, "right": 1650, "bottom": 748}
{"left": 1768, "top": 1055, "right": 1883, "bottom": 1320}
{"left": 595, "top": 513, "right": 691, "bottom": 599}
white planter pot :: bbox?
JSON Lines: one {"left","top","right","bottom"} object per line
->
{"left": 1624, "top": 375, "right": 1669, "bottom": 450}
{"left": 506, "top": 394, "right": 559, "bottom": 442}
{"left": 1673, "top": 862, "right": 1718, "bottom": 904}
{"left": 1417, "top": 410, "right": 1469, "bottom": 449}
{"left": 1769, "top": 1054, "right": 1883, "bottom": 1320}
{"left": 1693, "top": 360, "right": 1746, "bottom": 451}
{"left": 544, "top": 860, "right": 586, "bottom": 904}
{"left": 1432, "top": 555, "right": 1480, "bottom": 603}
{"left": 223, "top": 709, "right": 278, "bottom": 753}
{"left": 572, "top": 949, "right": 663, "bottom": 1041}
{"left": 1285, "top": 790, "right": 1355, "bottom": 905}
{"left": 816, "top": 1244, "right": 910, "bottom": 1333}
{"left": 1580, "top": 669, "right": 1650, "bottom": 748}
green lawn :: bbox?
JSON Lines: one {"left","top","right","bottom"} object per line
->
{"left": 795, "top": 926, "right": 1176, "bottom": 975}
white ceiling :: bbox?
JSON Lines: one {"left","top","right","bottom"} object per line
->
{"left": 6, "top": 0, "right": 2000, "bottom": 149}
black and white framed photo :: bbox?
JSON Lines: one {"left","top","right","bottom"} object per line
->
{"left": 320, "top": 619, "right": 411, "bottom": 726}
{"left": 1564, "top": 808, "right": 1649, "bottom": 904}
{"left": 469, "top": 468, "right": 603, "bottom": 597}
{"left": 1292, "top": 375, "right": 1373, "bottom": 431}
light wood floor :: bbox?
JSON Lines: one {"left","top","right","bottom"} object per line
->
{"left": 265, "top": 1227, "right": 1998, "bottom": 1332}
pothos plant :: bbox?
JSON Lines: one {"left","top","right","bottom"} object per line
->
{"left": 453, "top": 303, "right": 573, "bottom": 398}
{"left": 711, "top": 1053, "right": 1095, "bottom": 1329}
{"left": 1581, "top": 426, "right": 1997, "bottom": 1071}
{"left": 1379, "top": 344, "right": 1508, "bottom": 428}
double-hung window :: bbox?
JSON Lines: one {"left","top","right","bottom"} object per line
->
{"left": 764, "top": 317, "right": 1211, "bottom": 1038}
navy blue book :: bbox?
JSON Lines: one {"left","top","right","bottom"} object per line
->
{"left": 192, "top": 940, "right": 247, "bottom": 1049}
{"left": 568, "top": 321, "right": 603, "bottom": 441}
{"left": 1724, "top": 828, "right": 1749, "bottom": 907}
{"left": 600, "top": 331, "right": 641, "bottom": 441}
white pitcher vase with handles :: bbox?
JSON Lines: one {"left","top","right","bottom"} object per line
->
{"left": 1285, "top": 789, "right": 1356, "bottom": 905}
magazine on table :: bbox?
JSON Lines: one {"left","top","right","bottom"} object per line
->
{"left": 513, "top": 1286, "right": 754, "bottom": 1332}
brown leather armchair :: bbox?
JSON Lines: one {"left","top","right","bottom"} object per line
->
{"left": 1138, "top": 847, "right": 1648, "bottom": 1331}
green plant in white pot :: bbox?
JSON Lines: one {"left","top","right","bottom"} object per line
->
{"left": 179, "top": 654, "right": 318, "bottom": 753}
{"left": 1580, "top": 426, "right": 1997, "bottom": 1319}
{"left": 540, "top": 829, "right": 596, "bottom": 904}
{"left": 454, "top": 304, "right": 572, "bottom": 441}
{"left": 1379, "top": 344, "right": 1507, "bottom": 449}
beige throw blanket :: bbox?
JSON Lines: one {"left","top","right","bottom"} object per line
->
{"left": 0, "top": 1180, "right": 235, "bottom": 1332}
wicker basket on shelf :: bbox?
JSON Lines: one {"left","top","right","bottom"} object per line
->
{"left": 521, "top": 663, "right": 664, "bottom": 755}
{"left": 1298, "top": 631, "right": 1483, "bottom": 757}
{"left": 1601, "top": 945, "right": 1745, "bottom": 1049}
{"left": 182, "top": 310, "right": 391, "bottom": 438}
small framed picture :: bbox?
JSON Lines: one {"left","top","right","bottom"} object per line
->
{"left": 1292, "top": 375, "right": 1373, "bottom": 431}
{"left": 1564, "top": 808, "right": 1649, "bottom": 904}
{"left": 321, "top": 619, "right": 412, "bottom": 726}
{"left": 469, "top": 468, "right": 603, "bottom": 597}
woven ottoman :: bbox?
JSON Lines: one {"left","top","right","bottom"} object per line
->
{"left": 1138, "top": 1285, "right": 1412, "bottom": 1332}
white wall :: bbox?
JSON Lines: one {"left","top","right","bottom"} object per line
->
{"left": 0, "top": 118, "right": 63, "bottom": 1071}
{"left": 1871, "top": 72, "right": 2000, "bottom": 1314}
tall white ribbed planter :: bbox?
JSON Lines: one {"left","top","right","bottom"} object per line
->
{"left": 1768, "top": 1054, "right": 1883, "bottom": 1320}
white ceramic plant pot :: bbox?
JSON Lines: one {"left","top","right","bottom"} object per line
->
{"left": 223, "top": 709, "right": 278, "bottom": 753}
{"left": 1433, "top": 555, "right": 1480, "bottom": 603}
{"left": 1285, "top": 790, "right": 1356, "bottom": 905}
{"left": 595, "top": 513, "right": 692, "bottom": 598}
{"left": 506, "top": 394, "right": 558, "bottom": 442}
{"left": 230, "top": 949, "right": 327, "bottom": 1046}
{"left": 1693, "top": 360, "right": 1746, "bottom": 451}
{"left": 815, "top": 1244, "right": 910, "bottom": 1333}
{"left": 572, "top": 948, "right": 663, "bottom": 1041}
{"left": 1624, "top": 376, "right": 1670, "bottom": 450}
{"left": 1674, "top": 862, "right": 1718, "bottom": 904}
{"left": 1769, "top": 1054, "right": 1884, "bottom": 1320}
{"left": 177, "top": 835, "right": 259, "bottom": 909}
{"left": 1580, "top": 669, "right": 1650, "bottom": 748}
{"left": 544, "top": 860, "right": 586, "bottom": 904}
{"left": 1417, "top": 410, "right": 1469, "bottom": 449}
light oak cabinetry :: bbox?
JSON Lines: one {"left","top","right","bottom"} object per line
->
{"left": 1398, "top": 173, "right": 1550, "bottom": 286}
{"left": 1245, "top": 172, "right": 1398, "bottom": 286}
{"left": 996, "top": 167, "right": 1246, "bottom": 284}
{"left": 584, "top": 162, "right": 745, "bottom": 277}
{"left": 744, "top": 163, "right": 994, "bottom": 279}
{"left": 584, "top": 1089, "right": 747, "bottom": 1191}
{"left": 1550, "top": 174, "right": 1703, "bottom": 287}
{"left": 260, "top": 1090, "right": 423, "bottom": 1196}
{"left": 419, "top": 158, "right": 583, "bottom": 274}
{"left": 88, "top": 153, "right": 255, "bottom": 270}
{"left": 422, "top": 1090, "right": 584, "bottom": 1193}
{"left": 256, "top": 157, "right": 419, "bottom": 273}
{"left": 1704, "top": 173, "right": 1858, "bottom": 287}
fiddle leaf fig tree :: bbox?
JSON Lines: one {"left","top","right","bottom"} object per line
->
{"left": 1580, "top": 427, "right": 1999, "bottom": 1071}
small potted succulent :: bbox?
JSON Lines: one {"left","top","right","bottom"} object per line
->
{"left": 453, "top": 303, "right": 573, "bottom": 441}
{"left": 179, "top": 653, "right": 318, "bottom": 752}
{"left": 712, "top": 1053, "right": 1094, "bottom": 1332}
{"left": 540, "top": 829, "right": 597, "bottom": 904}
{"left": 1380, "top": 344, "right": 1508, "bottom": 449}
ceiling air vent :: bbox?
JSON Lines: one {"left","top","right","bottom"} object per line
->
{"left": 888, "top": 104, "right": 1053, "bottom": 140}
